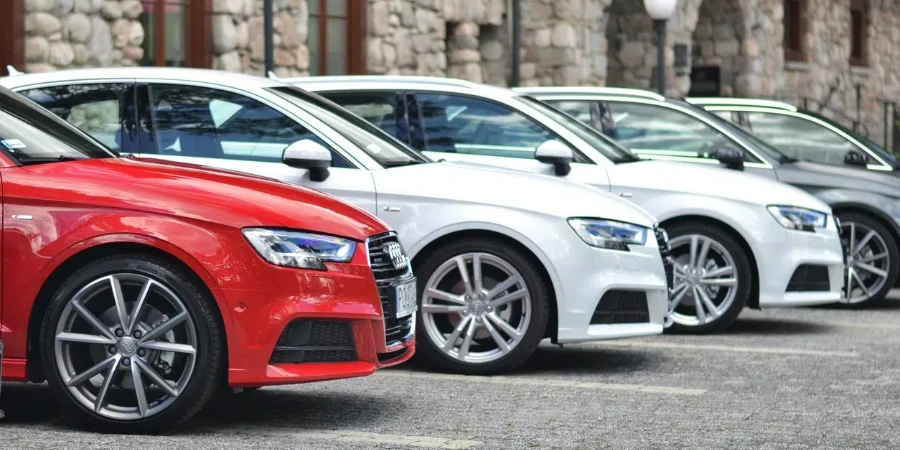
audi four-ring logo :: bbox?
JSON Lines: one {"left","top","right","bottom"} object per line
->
{"left": 382, "top": 242, "right": 410, "bottom": 271}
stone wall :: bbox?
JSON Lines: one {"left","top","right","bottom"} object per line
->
{"left": 212, "top": 0, "right": 310, "bottom": 77}
{"left": 24, "top": 0, "right": 144, "bottom": 72}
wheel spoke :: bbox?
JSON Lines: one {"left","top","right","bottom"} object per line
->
{"left": 72, "top": 302, "right": 115, "bottom": 340}
{"left": 472, "top": 254, "right": 484, "bottom": 293}
{"left": 135, "top": 358, "right": 179, "bottom": 397}
{"left": 848, "top": 223, "right": 857, "bottom": 256}
{"left": 486, "top": 312, "right": 522, "bottom": 340}
{"left": 702, "top": 265, "right": 734, "bottom": 279}
{"left": 442, "top": 315, "right": 473, "bottom": 352}
{"left": 858, "top": 252, "right": 888, "bottom": 264}
{"left": 455, "top": 256, "right": 475, "bottom": 297}
{"left": 424, "top": 287, "right": 466, "bottom": 305}
{"left": 66, "top": 355, "right": 117, "bottom": 387}
{"left": 126, "top": 279, "right": 153, "bottom": 334}
{"left": 131, "top": 362, "right": 149, "bottom": 418}
{"left": 486, "top": 275, "right": 523, "bottom": 300}
{"left": 481, "top": 316, "right": 511, "bottom": 353}
{"left": 845, "top": 267, "right": 855, "bottom": 300}
{"left": 856, "top": 262, "right": 888, "bottom": 279}
{"left": 695, "top": 238, "right": 711, "bottom": 270}
{"left": 668, "top": 283, "right": 689, "bottom": 312}
{"left": 850, "top": 268, "right": 872, "bottom": 297}
{"left": 457, "top": 319, "right": 477, "bottom": 361}
{"left": 140, "top": 341, "right": 196, "bottom": 355}
{"left": 94, "top": 357, "right": 120, "bottom": 413}
{"left": 139, "top": 311, "right": 187, "bottom": 344}
{"left": 421, "top": 304, "right": 466, "bottom": 314}
{"left": 109, "top": 275, "right": 129, "bottom": 331}
{"left": 854, "top": 230, "right": 877, "bottom": 256}
{"left": 489, "top": 288, "right": 528, "bottom": 308}
{"left": 694, "top": 287, "right": 720, "bottom": 318}
{"left": 692, "top": 287, "right": 708, "bottom": 323}
{"left": 689, "top": 236, "right": 699, "bottom": 268}
{"left": 56, "top": 332, "right": 116, "bottom": 345}
{"left": 700, "top": 277, "right": 737, "bottom": 287}
{"left": 673, "top": 264, "right": 687, "bottom": 276}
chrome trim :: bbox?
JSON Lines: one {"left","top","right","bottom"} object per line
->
{"left": 365, "top": 232, "right": 416, "bottom": 348}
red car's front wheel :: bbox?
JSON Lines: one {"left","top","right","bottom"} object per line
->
{"left": 40, "top": 254, "right": 224, "bottom": 433}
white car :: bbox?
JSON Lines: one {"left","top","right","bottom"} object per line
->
{"left": 292, "top": 75, "right": 847, "bottom": 333}
{"left": 0, "top": 68, "right": 669, "bottom": 374}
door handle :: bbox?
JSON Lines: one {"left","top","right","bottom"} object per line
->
{"left": 618, "top": 192, "right": 633, "bottom": 198}
{"left": 383, "top": 206, "right": 401, "bottom": 212}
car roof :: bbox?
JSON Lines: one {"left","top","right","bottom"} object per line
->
{"left": 514, "top": 86, "right": 667, "bottom": 101}
{"left": 284, "top": 75, "right": 519, "bottom": 97}
{"left": 0, "top": 67, "right": 284, "bottom": 90}
{"left": 685, "top": 97, "right": 798, "bottom": 112}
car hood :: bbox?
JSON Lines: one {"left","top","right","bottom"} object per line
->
{"left": 21, "top": 157, "right": 387, "bottom": 240}
{"left": 372, "top": 161, "right": 657, "bottom": 227}
{"left": 608, "top": 160, "right": 832, "bottom": 212}
{"left": 776, "top": 161, "right": 900, "bottom": 199}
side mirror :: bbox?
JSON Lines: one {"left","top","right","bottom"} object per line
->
{"left": 715, "top": 146, "right": 745, "bottom": 171}
{"left": 844, "top": 150, "right": 868, "bottom": 168}
{"left": 283, "top": 139, "right": 332, "bottom": 182}
{"left": 535, "top": 140, "right": 574, "bottom": 176}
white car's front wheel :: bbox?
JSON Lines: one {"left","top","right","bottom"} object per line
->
{"left": 414, "top": 238, "right": 549, "bottom": 374}
{"left": 665, "top": 223, "right": 752, "bottom": 333}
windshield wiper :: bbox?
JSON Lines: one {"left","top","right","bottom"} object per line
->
{"left": 382, "top": 160, "right": 425, "bottom": 168}
{"left": 17, "top": 155, "right": 86, "bottom": 166}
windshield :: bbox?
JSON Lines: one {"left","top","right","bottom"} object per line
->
{"left": 269, "top": 86, "right": 430, "bottom": 167}
{"left": 517, "top": 95, "right": 641, "bottom": 163}
{"left": 803, "top": 111, "right": 898, "bottom": 166}
{"left": 0, "top": 86, "right": 116, "bottom": 165}
{"left": 675, "top": 101, "right": 792, "bottom": 163}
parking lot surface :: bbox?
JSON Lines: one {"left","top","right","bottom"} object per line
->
{"left": 3, "top": 293, "right": 900, "bottom": 450}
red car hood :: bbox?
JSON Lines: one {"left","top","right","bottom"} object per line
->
{"left": 18, "top": 157, "right": 387, "bottom": 241}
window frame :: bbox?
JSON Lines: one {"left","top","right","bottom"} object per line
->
{"left": 142, "top": 0, "right": 211, "bottom": 68}
{"left": 783, "top": 0, "right": 808, "bottom": 62}
{"left": 849, "top": 0, "right": 870, "bottom": 67}
{"left": 308, "top": 0, "right": 367, "bottom": 75}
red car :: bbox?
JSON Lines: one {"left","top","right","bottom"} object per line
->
{"left": 0, "top": 86, "right": 415, "bottom": 432}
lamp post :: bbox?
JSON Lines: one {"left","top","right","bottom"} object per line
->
{"left": 643, "top": 0, "right": 677, "bottom": 96}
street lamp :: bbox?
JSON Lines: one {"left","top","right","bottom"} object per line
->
{"left": 644, "top": 0, "right": 677, "bottom": 95}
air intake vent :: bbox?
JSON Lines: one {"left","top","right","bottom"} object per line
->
{"left": 591, "top": 290, "right": 650, "bottom": 325}
{"left": 786, "top": 265, "right": 830, "bottom": 292}
{"left": 269, "top": 320, "right": 357, "bottom": 364}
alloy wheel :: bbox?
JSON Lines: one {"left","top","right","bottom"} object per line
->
{"left": 668, "top": 234, "right": 739, "bottom": 327}
{"left": 841, "top": 221, "right": 891, "bottom": 303}
{"left": 421, "top": 253, "right": 531, "bottom": 364}
{"left": 53, "top": 273, "right": 198, "bottom": 421}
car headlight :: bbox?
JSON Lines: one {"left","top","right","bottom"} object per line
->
{"left": 242, "top": 228, "right": 356, "bottom": 270}
{"left": 767, "top": 206, "right": 828, "bottom": 232}
{"left": 568, "top": 218, "right": 649, "bottom": 251}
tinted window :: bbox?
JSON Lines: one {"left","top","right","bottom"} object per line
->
{"left": 607, "top": 102, "right": 760, "bottom": 163}
{"left": 545, "top": 99, "right": 619, "bottom": 139}
{"left": 147, "top": 84, "right": 352, "bottom": 167}
{"left": 322, "top": 92, "right": 407, "bottom": 142}
{"left": 415, "top": 93, "right": 557, "bottom": 159}
{"left": 21, "top": 83, "right": 126, "bottom": 152}
{"left": 746, "top": 112, "right": 856, "bottom": 165}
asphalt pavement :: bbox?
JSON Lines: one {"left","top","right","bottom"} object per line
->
{"left": 3, "top": 293, "right": 900, "bottom": 450}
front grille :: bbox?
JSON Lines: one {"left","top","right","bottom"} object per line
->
{"left": 656, "top": 226, "right": 674, "bottom": 290}
{"left": 786, "top": 264, "right": 831, "bottom": 292}
{"left": 367, "top": 232, "right": 415, "bottom": 346}
{"left": 269, "top": 320, "right": 357, "bottom": 364}
{"left": 591, "top": 290, "right": 650, "bottom": 325}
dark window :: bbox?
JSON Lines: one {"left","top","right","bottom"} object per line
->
{"left": 308, "top": 0, "right": 365, "bottom": 75}
{"left": 414, "top": 93, "right": 557, "bottom": 159}
{"left": 783, "top": 0, "right": 808, "bottom": 62}
{"left": 745, "top": 112, "right": 856, "bottom": 165}
{"left": 605, "top": 102, "right": 761, "bottom": 163}
{"left": 140, "top": 0, "right": 210, "bottom": 67}
{"left": 850, "top": 0, "right": 869, "bottom": 66}
{"left": 21, "top": 84, "right": 128, "bottom": 152}
{"left": 145, "top": 84, "right": 352, "bottom": 167}
{"left": 323, "top": 92, "right": 408, "bottom": 142}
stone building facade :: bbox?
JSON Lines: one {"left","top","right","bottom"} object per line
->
{"left": 2, "top": 0, "right": 898, "bottom": 147}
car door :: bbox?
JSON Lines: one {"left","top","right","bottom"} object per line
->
{"left": 135, "top": 82, "right": 377, "bottom": 213}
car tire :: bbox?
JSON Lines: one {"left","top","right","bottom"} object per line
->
{"left": 665, "top": 222, "right": 752, "bottom": 334}
{"left": 40, "top": 254, "right": 224, "bottom": 434}
{"left": 837, "top": 212, "right": 899, "bottom": 306}
{"left": 413, "top": 237, "right": 550, "bottom": 375}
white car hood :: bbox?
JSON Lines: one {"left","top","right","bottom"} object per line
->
{"left": 609, "top": 160, "right": 832, "bottom": 212}
{"left": 374, "top": 161, "right": 657, "bottom": 227}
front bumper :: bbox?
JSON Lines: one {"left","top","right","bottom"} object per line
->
{"left": 220, "top": 241, "right": 415, "bottom": 388}
{"left": 756, "top": 219, "right": 844, "bottom": 308}
{"left": 553, "top": 233, "right": 669, "bottom": 344}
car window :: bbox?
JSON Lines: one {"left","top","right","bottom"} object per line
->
{"left": 746, "top": 112, "right": 856, "bottom": 165}
{"left": 544, "top": 99, "right": 619, "bottom": 139}
{"left": 20, "top": 83, "right": 127, "bottom": 152}
{"left": 146, "top": 84, "right": 353, "bottom": 167}
{"left": 414, "top": 93, "right": 558, "bottom": 159}
{"left": 321, "top": 92, "right": 409, "bottom": 144}
{"left": 606, "top": 102, "right": 760, "bottom": 163}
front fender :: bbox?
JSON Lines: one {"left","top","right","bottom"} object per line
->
{"left": 815, "top": 189, "right": 900, "bottom": 236}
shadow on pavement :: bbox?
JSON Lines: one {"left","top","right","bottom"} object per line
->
{"left": 814, "top": 298, "right": 900, "bottom": 311}
{"left": 723, "top": 317, "right": 836, "bottom": 335}
{"left": 516, "top": 345, "right": 658, "bottom": 375}
{"left": 0, "top": 383, "right": 62, "bottom": 424}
